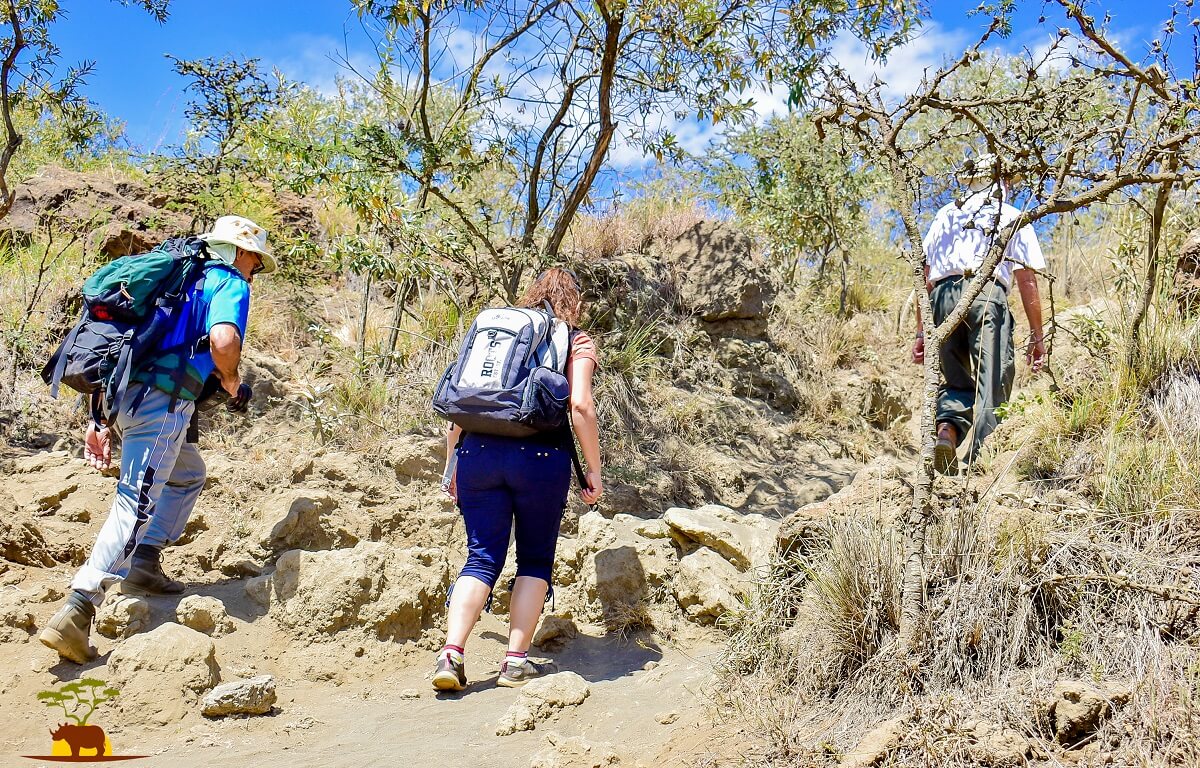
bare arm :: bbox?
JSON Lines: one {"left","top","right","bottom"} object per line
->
{"left": 912, "top": 264, "right": 930, "bottom": 363}
{"left": 1014, "top": 268, "right": 1047, "bottom": 371}
{"left": 209, "top": 323, "right": 243, "bottom": 397}
{"left": 442, "top": 422, "right": 462, "bottom": 501}
{"left": 569, "top": 356, "right": 602, "bottom": 505}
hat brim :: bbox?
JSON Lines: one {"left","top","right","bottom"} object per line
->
{"left": 199, "top": 233, "right": 277, "bottom": 274}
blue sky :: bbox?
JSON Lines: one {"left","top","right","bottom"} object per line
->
{"left": 51, "top": 0, "right": 1178, "bottom": 160}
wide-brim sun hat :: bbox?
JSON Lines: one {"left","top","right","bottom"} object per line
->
{"left": 199, "top": 215, "right": 276, "bottom": 274}
{"left": 959, "top": 153, "right": 1022, "bottom": 184}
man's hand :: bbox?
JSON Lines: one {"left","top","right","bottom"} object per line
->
{"left": 911, "top": 335, "right": 925, "bottom": 364}
{"left": 441, "top": 471, "right": 458, "bottom": 504}
{"left": 581, "top": 470, "right": 603, "bottom": 506}
{"left": 1027, "top": 335, "right": 1047, "bottom": 373}
{"left": 226, "top": 383, "right": 252, "bottom": 412}
{"left": 84, "top": 423, "right": 111, "bottom": 471}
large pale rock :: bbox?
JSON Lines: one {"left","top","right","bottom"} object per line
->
{"left": 1045, "top": 681, "right": 1130, "bottom": 746}
{"left": 660, "top": 220, "right": 770, "bottom": 322}
{"left": 107, "top": 623, "right": 219, "bottom": 724}
{"left": 95, "top": 594, "right": 150, "bottom": 639}
{"left": 176, "top": 595, "right": 234, "bottom": 637}
{"left": 572, "top": 512, "right": 676, "bottom": 622}
{"left": 201, "top": 675, "right": 277, "bottom": 717}
{"left": 671, "top": 548, "right": 746, "bottom": 624}
{"left": 261, "top": 542, "right": 450, "bottom": 640}
{"left": 256, "top": 489, "right": 360, "bottom": 553}
{"left": 531, "top": 732, "right": 621, "bottom": 767}
{"left": 663, "top": 505, "right": 778, "bottom": 570}
{"left": 496, "top": 672, "right": 591, "bottom": 736}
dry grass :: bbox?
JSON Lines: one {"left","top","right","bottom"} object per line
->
{"left": 718, "top": 494, "right": 1200, "bottom": 765}
{"left": 564, "top": 196, "right": 709, "bottom": 261}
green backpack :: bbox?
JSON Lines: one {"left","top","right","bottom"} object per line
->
{"left": 42, "top": 237, "right": 210, "bottom": 423}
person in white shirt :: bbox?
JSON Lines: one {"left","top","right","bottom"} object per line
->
{"left": 911, "top": 155, "right": 1048, "bottom": 473}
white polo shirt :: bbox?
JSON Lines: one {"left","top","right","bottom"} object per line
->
{"left": 922, "top": 189, "right": 1046, "bottom": 288}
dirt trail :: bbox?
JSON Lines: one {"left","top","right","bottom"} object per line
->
{"left": 0, "top": 438, "right": 772, "bottom": 767}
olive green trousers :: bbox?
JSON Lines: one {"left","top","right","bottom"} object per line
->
{"left": 931, "top": 276, "right": 1015, "bottom": 460}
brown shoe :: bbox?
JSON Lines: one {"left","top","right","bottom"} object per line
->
{"left": 933, "top": 423, "right": 959, "bottom": 476}
{"left": 39, "top": 593, "right": 98, "bottom": 664}
{"left": 122, "top": 545, "right": 185, "bottom": 595}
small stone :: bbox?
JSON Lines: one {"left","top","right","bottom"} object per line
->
{"left": 532, "top": 732, "right": 622, "bottom": 767}
{"left": 399, "top": 689, "right": 420, "bottom": 700}
{"left": 201, "top": 675, "right": 277, "bottom": 717}
{"left": 176, "top": 595, "right": 234, "bottom": 637}
{"left": 533, "top": 615, "right": 579, "bottom": 647}
{"left": 642, "top": 661, "right": 659, "bottom": 671}
{"left": 655, "top": 711, "right": 679, "bottom": 725}
{"left": 34, "top": 586, "right": 64, "bottom": 603}
{"left": 95, "top": 594, "right": 150, "bottom": 639}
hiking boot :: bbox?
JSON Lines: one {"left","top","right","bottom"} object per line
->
{"left": 497, "top": 658, "right": 557, "bottom": 688}
{"left": 933, "top": 437, "right": 959, "bottom": 476}
{"left": 39, "top": 592, "right": 97, "bottom": 664}
{"left": 432, "top": 653, "right": 467, "bottom": 692}
{"left": 122, "top": 544, "right": 185, "bottom": 595}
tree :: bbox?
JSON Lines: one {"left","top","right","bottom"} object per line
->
{"left": 37, "top": 679, "right": 120, "bottom": 725}
{"left": 158, "top": 54, "right": 287, "bottom": 229}
{"left": 0, "top": 0, "right": 170, "bottom": 221}
{"left": 332, "top": 0, "right": 922, "bottom": 301}
{"left": 698, "top": 113, "right": 884, "bottom": 308}
{"left": 815, "top": 0, "right": 1200, "bottom": 653}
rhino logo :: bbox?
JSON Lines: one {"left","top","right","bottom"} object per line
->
{"left": 21, "top": 680, "right": 147, "bottom": 762}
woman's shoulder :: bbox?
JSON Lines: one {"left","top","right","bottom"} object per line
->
{"left": 568, "top": 328, "right": 599, "bottom": 368}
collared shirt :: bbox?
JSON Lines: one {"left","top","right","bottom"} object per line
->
{"left": 922, "top": 188, "right": 1046, "bottom": 288}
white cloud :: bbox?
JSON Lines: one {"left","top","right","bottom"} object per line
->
{"left": 272, "top": 33, "right": 377, "bottom": 96}
{"left": 829, "top": 23, "right": 973, "bottom": 99}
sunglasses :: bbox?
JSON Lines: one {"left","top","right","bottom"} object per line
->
{"left": 250, "top": 256, "right": 266, "bottom": 276}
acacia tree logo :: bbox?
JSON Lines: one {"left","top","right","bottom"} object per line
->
{"left": 23, "top": 680, "right": 146, "bottom": 762}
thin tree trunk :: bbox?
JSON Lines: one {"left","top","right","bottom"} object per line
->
{"left": 542, "top": 4, "right": 623, "bottom": 259}
{"left": 359, "top": 271, "right": 373, "bottom": 368}
{"left": 0, "top": 2, "right": 25, "bottom": 222}
{"left": 1125, "top": 164, "right": 1175, "bottom": 369}
{"left": 384, "top": 277, "right": 414, "bottom": 371}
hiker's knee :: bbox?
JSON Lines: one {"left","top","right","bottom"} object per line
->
{"left": 459, "top": 560, "right": 502, "bottom": 590}
{"left": 514, "top": 561, "right": 553, "bottom": 585}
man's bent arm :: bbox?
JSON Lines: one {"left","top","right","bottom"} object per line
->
{"left": 210, "top": 323, "right": 243, "bottom": 396}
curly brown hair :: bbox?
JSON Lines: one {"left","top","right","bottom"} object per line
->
{"left": 517, "top": 267, "right": 583, "bottom": 326}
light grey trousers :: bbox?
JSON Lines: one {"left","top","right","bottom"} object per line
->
{"left": 70, "top": 387, "right": 205, "bottom": 606}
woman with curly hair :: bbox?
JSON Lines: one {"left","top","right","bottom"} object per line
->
{"left": 434, "top": 267, "right": 603, "bottom": 691}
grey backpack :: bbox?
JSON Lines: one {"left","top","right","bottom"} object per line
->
{"left": 432, "top": 303, "right": 572, "bottom": 437}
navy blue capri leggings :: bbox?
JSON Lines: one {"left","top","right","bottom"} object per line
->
{"left": 456, "top": 432, "right": 572, "bottom": 588}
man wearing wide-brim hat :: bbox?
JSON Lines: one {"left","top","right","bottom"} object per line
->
{"left": 40, "top": 215, "right": 275, "bottom": 664}
{"left": 911, "top": 154, "right": 1048, "bottom": 473}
